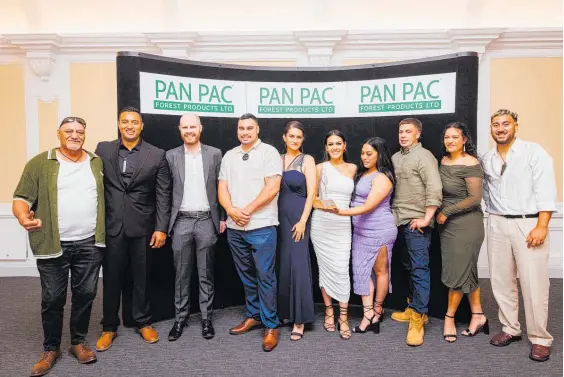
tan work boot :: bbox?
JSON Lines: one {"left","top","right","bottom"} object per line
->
{"left": 30, "top": 350, "right": 61, "bottom": 376}
{"left": 391, "top": 299, "right": 429, "bottom": 324}
{"left": 406, "top": 311, "right": 425, "bottom": 346}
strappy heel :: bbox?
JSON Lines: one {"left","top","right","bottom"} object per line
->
{"left": 336, "top": 307, "right": 351, "bottom": 340}
{"left": 373, "top": 300, "right": 385, "bottom": 323}
{"left": 323, "top": 305, "right": 335, "bottom": 332}
{"left": 443, "top": 313, "right": 457, "bottom": 343}
{"left": 461, "top": 312, "right": 490, "bottom": 337}
{"left": 352, "top": 305, "right": 380, "bottom": 334}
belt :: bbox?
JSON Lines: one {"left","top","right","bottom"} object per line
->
{"left": 179, "top": 210, "right": 211, "bottom": 218}
{"left": 502, "top": 213, "right": 539, "bottom": 219}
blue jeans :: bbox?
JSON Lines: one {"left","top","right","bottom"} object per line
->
{"left": 227, "top": 226, "right": 279, "bottom": 329}
{"left": 401, "top": 226, "right": 432, "bottom": 314}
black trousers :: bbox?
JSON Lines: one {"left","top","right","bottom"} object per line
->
{"left": 102, "top": 228, "right": 152, "bottom": 331}
{"left": 36, "top": 236, "right": 102, "bottom": 351}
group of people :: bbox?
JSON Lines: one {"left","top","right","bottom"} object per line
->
{"left": 13, "top": 107, "right": 556, "bottom": 377}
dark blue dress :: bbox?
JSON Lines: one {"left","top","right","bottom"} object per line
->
{"left": 277, "top": 154, "right": 315, "bottom": 324}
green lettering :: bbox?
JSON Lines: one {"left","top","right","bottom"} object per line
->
{"left": 310, "top": 88, "right": 322, "bottom": 105}
{"left": 413, "top": 82, "right": 427, "bottom": 100}
{"left": 370, "top": 86, "right": 383, "bottom": 103}
{"left": 322, "top": 87, "right": 333, "bottom": 104}
{"left": 360, "top": 86, "right": 371, "bottom": 103}
{"left": 221, "top": 86, "right": 232, "bottom": 103}
{"left": 209, "top": 85, "right": 221, "bottom": 103}
{"left": 259, "top": 88, "right": 269, "bottom": 104}
{"left": 179, "top": 82, "right": 191, "bottom": 101}
{"left": 166, "top": 82, "right": 178, "bottom": 101}
{"left": 282, "top": 88, "right": 293, "bottom": 104}
{"left": 199, "top": 84, "right": 209, "bottom": 102}
{"left": 402, "top": 83, "right": 414, "bottom": 101}
{"left": 300, "top": 88, "right": 311, "bottom": 105}
{"left": 155, "top": 80, "right": 166, "bottom": 99}
{"left": 384, "top": 84, "right": 396, "bottom": 102}
{"left": 427, "top": 80, "right": 439, "bottom": 99}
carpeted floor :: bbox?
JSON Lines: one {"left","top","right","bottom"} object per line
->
{"left": 0, "top": 277, "right": 561, "bottom": 377}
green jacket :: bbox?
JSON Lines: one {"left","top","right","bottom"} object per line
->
{"left": 13, "top": 148, "right": 106, "bottom": 258}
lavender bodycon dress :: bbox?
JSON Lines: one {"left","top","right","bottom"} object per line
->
{"left": 351, "top": 171, "right": 397, "bottom": 295}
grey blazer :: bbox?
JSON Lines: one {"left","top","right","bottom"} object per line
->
{"left": 166, "top": 143, "right": 224, "bottom": 234}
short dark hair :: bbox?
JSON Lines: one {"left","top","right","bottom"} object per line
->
{"left": 399, "top": 117, "right": 423, "bottom": 132}
{"left": 239, "top": 113, "right": 259, "bottom": 124}
{"left": 119, "top": 106, "right": 142, "bottom": 121}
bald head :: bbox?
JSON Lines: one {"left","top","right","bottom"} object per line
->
{"left": 178, "top": 113, "right": 202, "bottom": 146}
{"left": 180, "top": 113, "right": 201, "bottom": 127}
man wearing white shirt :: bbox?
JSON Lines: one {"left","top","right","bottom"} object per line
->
{"left": 166, "top": 114, "right": 225, "bottom": 341}
{"left": 482, "top": 109, "right": 556, "bottom": 362}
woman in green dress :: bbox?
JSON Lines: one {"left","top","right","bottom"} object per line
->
{"left": 437, "top": 122, "right": 488, "bottom": 343}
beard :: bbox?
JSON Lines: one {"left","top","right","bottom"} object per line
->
{"left": 492, "top": 131, "right": 515, "bottom": 145}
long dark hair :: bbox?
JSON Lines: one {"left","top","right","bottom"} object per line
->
{"left": 440, "top": 122, "right": 479, "bottom": 160}
{"left": 322, "top": 130, "right": 350, "bottom": 162}
{"left": 353, "top": 137, "right": 395, "bottom": 200}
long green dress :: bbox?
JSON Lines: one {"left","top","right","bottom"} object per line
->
{"left": 438, "top": 164, "right": 485, "bottom": 293}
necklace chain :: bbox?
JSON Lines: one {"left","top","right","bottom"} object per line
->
{"left": 58, "top": 148, "right": 82, "bottom": 163}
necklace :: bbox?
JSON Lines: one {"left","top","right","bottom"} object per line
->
{"left": 58, "top": 148, "right": 82, "bottom": 163}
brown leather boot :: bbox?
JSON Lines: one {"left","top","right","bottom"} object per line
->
{"left": 137, "top": 326, "right": 159, "bottom": 343}
{"left": 229, "top": 317, "right": 262, "bottom": 335}
{"left": 69, "top": 344, "right": 97, "bottom": 364}
{"left": 95, "top": 331, "right": 117, "bottom": 351}
{"left": 30, "top": 350, "right": 61, "bottom": 377}
{"left": 262, "top": 328, "right": 279, "bottom": 352}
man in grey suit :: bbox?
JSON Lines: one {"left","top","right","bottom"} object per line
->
{"left": 166, "top": 113, "right": 226, "bottom": 341}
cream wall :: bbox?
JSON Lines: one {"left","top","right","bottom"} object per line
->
{"left": 69, "top": 63, "right": 118, "bottom": 151}
{"left": 0, "top": 64, "right": 26, "bottom": 202}
{"left": 0, "top": 0, "right": 561, "bottom": 33}
{"left": 490, "top": 57, "right": 563, "bottom": 201}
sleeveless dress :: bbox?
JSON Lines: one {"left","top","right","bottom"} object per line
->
{"left": 277, "top": 154, "right": 315, "bottom": 324}
{"left": 310, "top": 162, "right": 354, "bottom": 303}
{"left": 438, "top": 164, "right": 484, "bottom": 293}
{"left": 350, "top": 171, "right": 398, "bottom": 295}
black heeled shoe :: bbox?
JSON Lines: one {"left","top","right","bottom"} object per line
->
{"left": 352, "top": 305, "right": 380, "bottom": 334}
{"left": 443, "top": 313, "right": 457, "bottom": 343}
{"left": 336, "top": 307, "right": 351, "bottom": 340}
{"left": 461, "top": 312, "right": 490, "bottom": 337}
{"left": 323, "top": 305, "right": 336, "bottom": 332}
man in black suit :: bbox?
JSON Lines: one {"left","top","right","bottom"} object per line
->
{"left": 166, "top": 113, "right": 225, "bottom": 341}
{"left": 94, "top": 106, "right": 171, "bottom": 351}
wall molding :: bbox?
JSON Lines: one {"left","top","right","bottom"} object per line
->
{"left": 0, "top": 28, "right": 561, "bottom": 65}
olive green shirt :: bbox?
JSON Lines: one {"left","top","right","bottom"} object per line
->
{"left": 392, "top": 143, "right": 442, "bottom": 227}
{"left": 13, "top": 148, "right": 106, "bottom": 258}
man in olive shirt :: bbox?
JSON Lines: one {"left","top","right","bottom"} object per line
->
{"left": 13, "top": 117, "right": 105, "bottom": 376}
{"left": 391, "top": 117, "right": 442, "bottom": 347}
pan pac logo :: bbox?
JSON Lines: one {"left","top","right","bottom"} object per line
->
{"left": 139, "top": 72, "right": 456, "bottom": 118}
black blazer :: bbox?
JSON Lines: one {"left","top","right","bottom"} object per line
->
{"left": 95, "top": 139, "right": 171, "bottom": 238}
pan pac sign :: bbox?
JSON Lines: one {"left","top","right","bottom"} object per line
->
{"left": 139, "top": 72, "right": 456, "bottom": 118}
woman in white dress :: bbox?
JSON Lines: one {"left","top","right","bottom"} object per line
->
{"left": 311, "top": 130, "right": 356, "bottom": 340}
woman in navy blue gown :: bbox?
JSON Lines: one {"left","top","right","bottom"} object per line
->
{"left": 278, "top": 121, "right": 317, "bottom": 341}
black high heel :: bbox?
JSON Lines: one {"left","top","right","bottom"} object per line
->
{"left": 323, "top": 305, "right": 335, "bottom": 332}
{"left": 443, "top": 313, "right": 457, "bottom": 343}
{"left": 352, "top": 305, "right": 380, "bottom": 334}
{"left": 461, "top": 312, "right": 490, "bottom": 336}
{"left": 336, "top": 307, "right": 351, "bottom": 340}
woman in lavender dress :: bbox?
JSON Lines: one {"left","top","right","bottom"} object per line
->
{"left": 332, "top": 137, "right": 397, "bottom": 334}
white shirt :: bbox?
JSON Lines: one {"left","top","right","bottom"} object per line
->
{"left": 57, "top": 157, "right": 98, "bottom": 241}
{"left": 179, "top": 146, "right": 210, "bottom": 212}
{"left": 482, "top": 138, "right": 557, "bottom": 215}
{"left": 219, "top": 139, "right": 282, "bottom": 231}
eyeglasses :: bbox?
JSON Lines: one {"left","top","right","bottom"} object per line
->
{"left": 242, "top": 153, "right": 249, "bottom": 161}
{"left": 59, "top": 117, "right": 86, "bottom": 128}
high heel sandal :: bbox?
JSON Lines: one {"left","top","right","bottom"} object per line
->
{"left": 461, "top": 312, "right": 490, "bottom": 337}
{"left": 443, "top": 313, "right": 457, "bottom": 343}
{"left": 352, "top": 305, "right": 380, "bottom": 334}
{"left": 323, "top": 305, "right": 335, "bottom": 332}
{"left": 373, "top": 300, "right": 385, "bottom": 323}
{"left": 336, "top": 307, "right": 352, "bottom": 340}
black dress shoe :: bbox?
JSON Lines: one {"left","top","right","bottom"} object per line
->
{"left": 168, "top": 321, "right": 187, "bottom": 341}
{"left": 202, "top": 319, "right": 215, "bottom": 340}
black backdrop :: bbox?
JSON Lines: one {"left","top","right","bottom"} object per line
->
{"left": 115, "top": 52, "right": 479, "bottom": 325}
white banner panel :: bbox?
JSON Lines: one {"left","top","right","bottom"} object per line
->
{"left": 139, "top": 71, "right": 456, "bottom": 118}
